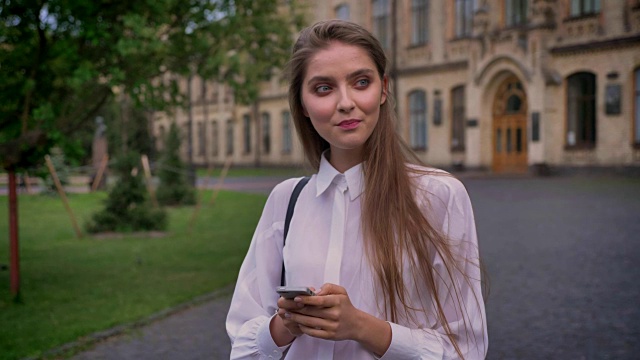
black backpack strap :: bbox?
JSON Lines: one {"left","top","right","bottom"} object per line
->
{"left": 281, "top": 176, "right": 310, "bottom": 286}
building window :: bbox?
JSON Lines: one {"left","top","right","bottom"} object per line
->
{"left": 372, "top": 0, "right": 390, "bottom": 48}
{"left": 455, "top": 0, "right": 475, "bottom": 37}
{"left": 226, "top": 120, "right": 234, "bottom": 155}
{"left": 409, "top": 90, "right": 428, "bottom": 150}
{"left": 211, "top": 121, "right": 219, "bottom": 157}
{"left": 262, "top": 112, "right": 271, "bottom": 155}
{"left": 411, "top": 0, "right": 429, "bottom": 45}
{"left": 570, "top": 0, "right": 600, "bottom": 17}
{"left": 634, "top": 68, "right": 640, "bottom": 144}
{"left": 197, "top": 121, "right": 206, "bottom": 156}
{"left": 282, "top": 110, "right": 292, "bottom": 154}
{"left": 336, "top": 3, "right": 350, "bottom": 20}
{"left": 181, "top": 123, "right": 190, "bottom": 158}
{"left": 451, "top": 86, "right": 466, "bottom": 152}
{"left": 243, "top": 114, "right": 251, "bottom": 154}
{"left": 505, "top": 0, "right": 528, "bottom": 26}
{"left": 566, "top": 72, "right": 597, "bottom": 148}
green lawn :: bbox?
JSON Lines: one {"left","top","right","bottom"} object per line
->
{"left": 195, "top": 165, "right": 308, "bottom": 178}
{"left": 0, "top": 190, "right": 267, "bottom": 360}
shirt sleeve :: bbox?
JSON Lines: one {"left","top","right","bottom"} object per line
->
{"left": 226, "top": 179, "right": 301, "bottom": 359}
{"left": 379, "top": 175, "right": 488, "bottom": 360}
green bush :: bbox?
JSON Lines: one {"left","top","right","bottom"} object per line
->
{"left": 85, "top": 152, "right": 167, "bottom": 233}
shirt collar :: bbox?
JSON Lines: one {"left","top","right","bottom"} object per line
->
{"left": 316, "top": 151, "right": 364, "bottom": 201}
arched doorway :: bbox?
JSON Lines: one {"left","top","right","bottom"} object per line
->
{"left": 492, "top": 75, "right": 528, "bottom": 173}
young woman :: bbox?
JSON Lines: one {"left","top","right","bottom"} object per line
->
{"left": 227, "top": 20, "right": 488, "bottom": 359}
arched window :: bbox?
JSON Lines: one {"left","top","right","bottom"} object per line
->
{"left": 411, "top": 0, "right": 429, "bottom": 45}
{"left": 570, "top": 0, "right": 600, "bottom": 17}
{"left": 566, "top": 72, "right": 597, "bottom": 147}
{"left": 505, "top": 0, "right": 528, "bottom": 27}
{"left": 243, "top": 114, "right": 251, "bottom": 154}
{"left": 372, "top": 0, "right": 390, "bottom": 48}
{"left": 226, "top": 120, "right": 234, "bottom": 156}
{"left": 211, "top": 121, "right": 219, "bottom": 157}
{"left": 455, "top": 0, "right": 475, "bottom": 37}
{"left": 282, "top": 111, "right": 292, "bottom": 154}
{"left": 451, "top": 86, "right": 466, "bottom": 151}
{"left": 197, "top": 121, "right": 206, "bottom": 156}
{"left": 262, "top": 112, "right": 271, "bottom": 155}
{"left": 409, "top": 90, "right": 428, "bottom": 150}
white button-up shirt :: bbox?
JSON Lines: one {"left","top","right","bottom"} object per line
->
{"left": 227, "top": 155, "right": 488, "bottom": 359}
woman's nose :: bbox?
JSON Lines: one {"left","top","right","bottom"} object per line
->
{"left": 336, "top": 87, "right": 355, "bottom": 113}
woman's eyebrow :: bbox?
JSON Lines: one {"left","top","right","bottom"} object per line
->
{"left": 346, "top": 68, "right": 375, "bottom": 80}
{"left": 306, "top": 68, "right": 375, "bottom": 86}
{"left": 306, "top": 75, "right": 334, "bottom": 85}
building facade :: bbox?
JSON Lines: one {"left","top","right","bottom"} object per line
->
{"left": 153, "top": 0, "right": 640, "bottom": 173}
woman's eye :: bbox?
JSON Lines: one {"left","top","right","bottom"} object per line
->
{"left": 356, "top": 79, "right": 370, "bottom": 87}
{"left": 316, "top": 85, "right": 331, "bottom": 93}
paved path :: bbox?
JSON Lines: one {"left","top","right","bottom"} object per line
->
{"left": 70, "top": 295, "right": 232, "bottom": 360}
{"left": 65, "top": 175, "right": 640, "bottom": 360}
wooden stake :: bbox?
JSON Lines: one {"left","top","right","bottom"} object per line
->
{"left": 208, "top": 157, "right": 232, "bottom": 206}
{"left": 188, "top": 162, "right": 215, "bottom": 233}
{"left": 91, "top": 154, "right": 109, "bottom": 192}
{"left": 45, "top": 155, "right": 83, "bottom": 239}
{"left": 141, "top": 154, "right": 159, "bottom": 207}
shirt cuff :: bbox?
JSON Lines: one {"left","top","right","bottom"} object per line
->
{"left": 378, "top": 322, "right": 444, "bottom": 360}
{"left": 256, "top": 313, "right": 292, "bottom": 359}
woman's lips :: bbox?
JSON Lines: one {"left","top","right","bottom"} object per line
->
{"left": 337, "top": 119, "right": 361, "bottom": 130}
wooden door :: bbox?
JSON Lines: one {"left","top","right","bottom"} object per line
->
{"left": 492, "top": 76, "right": 528, "bottom": 173}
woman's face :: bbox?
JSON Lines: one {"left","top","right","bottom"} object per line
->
{"left": 301, "top": 41, "right": 387, "bottom": 166}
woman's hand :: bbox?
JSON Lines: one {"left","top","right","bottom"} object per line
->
{"left": 276, "top": 295, "right": 307, "bottom": 337}
{"left": 285, "top": 283, "right": 392, "bottom": 356}
{"left": 271, "top": 286, "right": 318, "bottom": 345}
{"left": 284, "top": 283, "right": 363, "bottom": 341}
{"left": 274, "top": 284, "right": 391, "bottom": 356}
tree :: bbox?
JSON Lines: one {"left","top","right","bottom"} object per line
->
{"left": 85, "top": 152, "right": 167, "bottom": 233}
{"left": 1, "top": 0, "right": 305, "bottom": 169}
{"left": 156, "top": 123, "right": 196, "bottom": 206}
{"left": 0, "top": 0, "right": 305, "bottom": 298}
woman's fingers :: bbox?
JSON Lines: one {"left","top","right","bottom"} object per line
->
{"left": 277, "top": 308, "right": 304, "bottom": 336}
{"left": 278, "top": 296, "right": 305, "bottom": 310}
{"left": 315, "top": 283, "right": 347, "bottom": 296}
{"left": 285, "top": 312, "right": 333, "bottom": 334}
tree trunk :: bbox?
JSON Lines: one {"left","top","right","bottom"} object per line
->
{"left": 8, "top": 170, "right": 20, "bottom": 299}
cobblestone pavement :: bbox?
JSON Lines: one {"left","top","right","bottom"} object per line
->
{"left": 67, "top": 175, "right": 640, "bottom": 360}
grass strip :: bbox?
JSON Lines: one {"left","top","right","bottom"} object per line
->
{"left": 0, "top": 190, "right": 266, "bottom": 360}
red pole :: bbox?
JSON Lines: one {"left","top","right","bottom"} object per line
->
{"left": 8, "top": 170, "right": 20, "bottom": 298}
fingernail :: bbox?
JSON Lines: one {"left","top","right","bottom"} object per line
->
{"left": 294, "top": 297, "right": 302, "bottom": 302}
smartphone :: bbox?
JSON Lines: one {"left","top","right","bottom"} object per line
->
{"left": 276, "top": 286, "right": 316, "bottom": 299}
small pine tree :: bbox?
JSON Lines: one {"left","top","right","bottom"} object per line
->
{"left": 85, "top": 152, "right": 167, "bottom": 233}
{"left": 156, "top": 122, "right": 196, "bottom": 206}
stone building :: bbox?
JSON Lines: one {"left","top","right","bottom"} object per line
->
{"left": 153, "top": 0, "right": 640, "bottom": 174}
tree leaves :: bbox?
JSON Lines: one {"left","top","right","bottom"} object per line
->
{"left": 0, "top": 0, "right": 304, "bottom": 170}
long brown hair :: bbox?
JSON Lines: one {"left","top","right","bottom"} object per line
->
{"left": 286, "top": 20, "right": 484, "bottom": 358}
